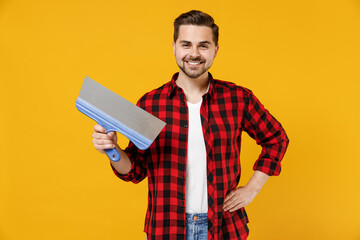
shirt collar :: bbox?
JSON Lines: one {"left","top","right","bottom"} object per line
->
{"left": 167, "top": 72, "right": 215, "bottom": 101}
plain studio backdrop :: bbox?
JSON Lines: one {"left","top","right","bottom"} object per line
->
{"left": 0, "top": 0, "right": 359, "bottom": 239}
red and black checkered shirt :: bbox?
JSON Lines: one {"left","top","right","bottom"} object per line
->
{"left": 112, "top": 72, "right": 289, "bottom": 240}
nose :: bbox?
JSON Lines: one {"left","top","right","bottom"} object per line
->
{"left": 189, "top": 46, "right": 200, "bottom": 58}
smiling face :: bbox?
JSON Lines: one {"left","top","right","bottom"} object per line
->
{"left": 173, "top": 25, "right": 219, "bottom": 79}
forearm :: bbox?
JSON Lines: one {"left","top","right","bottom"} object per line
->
{"left": 109, "top": 144, "right": 132, "bottom": 175}
{"left": 245, "top": 170, "right": 270, "bottom": 194}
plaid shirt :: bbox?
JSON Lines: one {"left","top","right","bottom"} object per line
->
{"left": 112, "top": 72, "right": 289, "bottom": 240}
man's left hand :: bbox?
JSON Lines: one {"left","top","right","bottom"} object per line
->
{"left": 222, "top": 186, "right": 258, "bottom": 212}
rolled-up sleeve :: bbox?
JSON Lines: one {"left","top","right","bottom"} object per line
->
{"left": 110, "top": 143, "right": 148, "bottom": 183}
{"left": 243, "top": 90, "right": 289, "bottom": 176}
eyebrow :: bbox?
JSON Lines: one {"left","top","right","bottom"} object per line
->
{"left": 179, "top": 40, "right": 212, "bottom": 45}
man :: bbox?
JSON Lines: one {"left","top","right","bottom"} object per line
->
{"left": 92, "top": 10, "right": 289, "bottom": 240}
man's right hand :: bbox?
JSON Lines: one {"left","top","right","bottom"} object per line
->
{"left": 92, "top": 124, "right": 132, "bottom": 175}
{"left": 92, "top": 124, "right": 118, "bottom": 154}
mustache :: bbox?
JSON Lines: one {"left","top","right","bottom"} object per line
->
{"left": 183, "top": 57, "right": 204, "bottom": 62}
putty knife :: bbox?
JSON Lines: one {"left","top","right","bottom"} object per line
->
{"left": 76, "top": 76, "right": 166, "bottom": 162}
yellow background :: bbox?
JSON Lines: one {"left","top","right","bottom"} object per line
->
{"left": 1, "top": 0, "right": 359, "bottom": 239}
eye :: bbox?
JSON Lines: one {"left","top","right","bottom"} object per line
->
{"left": 200, "top": 44, "right": 209, "bottom": 49}
{"left": 181, "top": 43, "right": 190, "bottom": 48}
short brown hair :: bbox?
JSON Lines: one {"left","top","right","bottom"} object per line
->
{"left": 173, "top": 10, "right": 219, "bottom": 46}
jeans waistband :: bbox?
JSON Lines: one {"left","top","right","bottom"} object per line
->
{"left": 185, "top": 213, "right": 208, "bottom": 224}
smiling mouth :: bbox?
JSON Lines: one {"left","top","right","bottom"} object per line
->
{"left": 185, "top": 60, "right": 203, "bottom": 66}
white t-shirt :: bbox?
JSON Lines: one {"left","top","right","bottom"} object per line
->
{"left": 185, "top": 98, "right": 208, "bottom": 214}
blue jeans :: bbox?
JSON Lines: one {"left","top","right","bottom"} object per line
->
{"left": 146, "top": 213, "right": 208, "bottom": 240}
{"left": 186, "top": 213, "right": 208, "bottom": 240}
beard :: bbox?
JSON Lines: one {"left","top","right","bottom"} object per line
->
{"left": 177, "top": 57, "right": 210, "bottom": 79}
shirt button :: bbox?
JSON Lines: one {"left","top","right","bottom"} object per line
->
{"left": 181, "top": 202, "right": 184, "bottom": 206}
{"left": 183, "top": 124, "right": 187, "bottom": 128}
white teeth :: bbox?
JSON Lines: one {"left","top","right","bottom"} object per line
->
{"left": 188, "top": 62, "right": 200, "bottom": 65}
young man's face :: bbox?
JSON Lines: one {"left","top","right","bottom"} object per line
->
{"left": 173, "top": 25, "right": 219, "bottom": 79}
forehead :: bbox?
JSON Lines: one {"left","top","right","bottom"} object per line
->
{"left": 177, "top": 25, "right": 214, "bottom": 44}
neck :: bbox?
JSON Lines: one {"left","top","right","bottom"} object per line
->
{"left": 176, "top": 71, "right": 209, "bottom": 93}
{"left": 176, "top": 71, "right": 210, "bottom": 103}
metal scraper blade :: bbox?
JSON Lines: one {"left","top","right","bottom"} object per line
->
{"left": 76, "top": 76, "right": 166, "bottom": 152}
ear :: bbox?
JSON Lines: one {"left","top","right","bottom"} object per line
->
{"left": 172, "top": 41, "right": 176, "bottom": 55}
{"left": 214, "top": 44, "right": 219, "bottom": 58}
